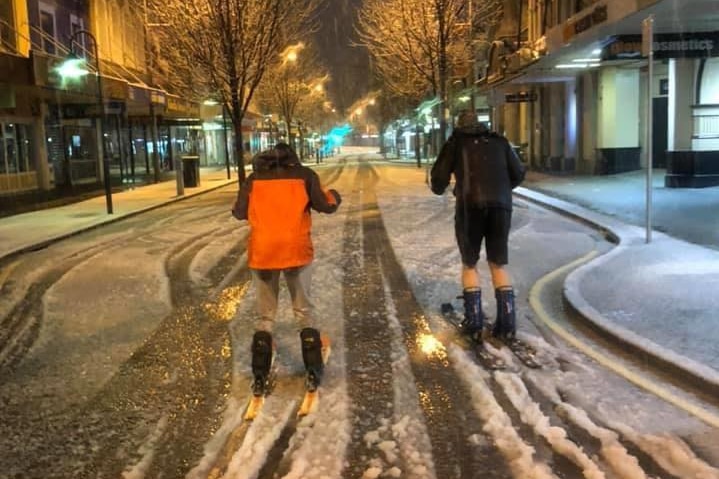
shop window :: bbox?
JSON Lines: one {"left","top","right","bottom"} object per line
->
{"left": 0, "top": 122, "right": 34, "bottom": 176}
{"left": 63, "top": 126, "right": 97, "bottom": 160}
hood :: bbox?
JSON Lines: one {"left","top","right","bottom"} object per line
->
{"left": 453, "top": 124, "right": 492, "bottom": 137}
{"left": 252, "top": 143, "right": 300, "bottom": 172}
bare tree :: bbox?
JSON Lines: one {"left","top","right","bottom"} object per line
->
{"left": 253, "top": 42, "right": 329, "bottom": 153}
{"left": 357, "top": 0, "right": 468, "bottom": 144}
{"left": 357, "top": 0, "right": 504, "bottom": 145}
{"left": 146, "top": 0, "right": 320, "bottom": 182}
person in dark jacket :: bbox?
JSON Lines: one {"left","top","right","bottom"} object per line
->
{"left": 232, "top": 143, "right": 341, "bottom": 395}
{"left": 430, "top": 111, "right": 525, "bottom": 341}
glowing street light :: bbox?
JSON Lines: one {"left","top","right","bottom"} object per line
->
{"left": 57, "top": 30, "right": 113, "bottom": 214}
{"left": 281, "top": 42, "right": 305, "bottom": 65}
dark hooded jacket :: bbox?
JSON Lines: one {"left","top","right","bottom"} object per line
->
{"left": 430, "top": 126, "right": 525, "bottom": 210}
{"left": 232, "top": 144, "right": 341, "bottom": 269}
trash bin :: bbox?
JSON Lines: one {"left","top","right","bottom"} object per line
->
{"left": 182, "top": 156, "right": 200, "bottom": 187}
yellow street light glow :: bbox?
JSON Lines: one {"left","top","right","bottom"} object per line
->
{"left": 287, "top": 50, "right": 298, "bottom": 62}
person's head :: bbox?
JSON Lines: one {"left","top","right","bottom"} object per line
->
{"left": 274, "top": 142, "right": 294, "bottom": 154}
{"left": 457, "top": 110, "right": 479, "bottom": 128}
{"left": 252, "top": 142, "right": 299, "bottom": 171}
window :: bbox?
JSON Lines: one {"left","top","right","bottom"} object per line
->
{"left": 0, "top": 122, "right": 33, "bottom": 176}
{"left": 39, "top": 4, "right": 56, "bottom": 55}
{"left": 0, "top": 0, "right": 16, "bottom": 51}
{"left": 70, "top": 14, "right": 85, "bottom": 57}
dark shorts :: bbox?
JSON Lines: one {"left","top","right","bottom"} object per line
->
{"left": 455, "top": 206, "right": 512, "bottom": 266}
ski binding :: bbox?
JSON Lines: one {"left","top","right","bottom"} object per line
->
{"left": 440, "top": 303, "right": 506, "bottom": 370}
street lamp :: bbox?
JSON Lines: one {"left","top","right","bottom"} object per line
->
{"left": 58, "top": 30, "right": 113, "bottom": 214}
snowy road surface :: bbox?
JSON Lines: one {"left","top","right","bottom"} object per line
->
{"left": 0, "top": 156, "right": 717, "bottom": 478}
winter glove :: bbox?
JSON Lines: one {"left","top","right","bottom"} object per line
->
{"left": 328, "top": 189, "right": 342, "bottom": 207}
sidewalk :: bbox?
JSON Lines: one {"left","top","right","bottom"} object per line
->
{"left": 516, "top": 185, "right": 719, "bottom": 395}
{"left": 0, "top": 167, "right": 239, "bottom": 260}
{"left": 1, "top": 159, "right": 718, "bottom": 395}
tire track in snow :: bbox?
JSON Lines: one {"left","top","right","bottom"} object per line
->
{"left": 341, "top": 165, "right": 398, "bottom": 478}
{"left": 363, "top": 161, "right": 510, "bottom": 479}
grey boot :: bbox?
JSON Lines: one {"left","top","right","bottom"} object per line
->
{"left": 459, "top": 288, "right": 484, "bottom": 340}
{"left": 493, "top": 288, "right": 516, "bottom": 340}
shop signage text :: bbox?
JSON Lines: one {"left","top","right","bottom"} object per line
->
{"left": 563, "top": 4, "right": 608, "bottom": 43}
{"left": 505, "top": 91, "right": 537, "bottom": 103}
{"left": 603, "top": 32, "right": 719, "bottom": 60}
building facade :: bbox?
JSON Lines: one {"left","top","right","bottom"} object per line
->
{"left": 480, "top": 0, "right": 719, "bottom": 187}
{"left": 0, "top": 0, "right": 254, "bottom": 204}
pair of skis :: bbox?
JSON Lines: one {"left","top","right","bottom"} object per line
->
{"left": 440, "top": 303, "right": 541, "bottom": 369}
{"left": 243, "top": 337, "right": 331, "bottom": 421}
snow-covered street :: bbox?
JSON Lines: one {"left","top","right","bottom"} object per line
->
{"left": 1, "top": 156, "right": 717, "bottom": 479}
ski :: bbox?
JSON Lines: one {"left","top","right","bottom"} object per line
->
{"left": 440, "top": 303, "right": 506, "bottom": 370}
{"left": 488, "top": 336, "right": 542, "bottom": 369}
{"left": 243, "top": 396, "right": 265, "bottom": 421}
{"left": 298, "top": 335, "right": 331, "bottom": 417}
{"left": 243, "top": 359, "right": 277, "bottom": 421}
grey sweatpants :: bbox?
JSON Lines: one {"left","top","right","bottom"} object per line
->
{"left": 251, "top": 265, "right": 313, "bottom": 332}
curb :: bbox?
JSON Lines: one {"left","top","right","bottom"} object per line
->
{"left": 515, "top": 187, "right": 719, "bottom": 398}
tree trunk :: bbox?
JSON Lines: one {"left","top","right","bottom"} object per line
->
{"left": 437, "top": 3, "right": 449, "bottom": 148}
{"left": 231, "top": 92, "right": 246, "bottom": 184}
{"left": 415, "top": 124, "right": 422, "bottom": 168}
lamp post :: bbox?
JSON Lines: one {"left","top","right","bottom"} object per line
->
{"left": 58, "top": 30, "right": 112, "bottom": 214}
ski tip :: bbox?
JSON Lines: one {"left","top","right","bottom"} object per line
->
{"left": 244, "top": 396, "right": 264, "bottom": 421}
{"left": 298, "top": 391, "right": 318, "bottom": 417}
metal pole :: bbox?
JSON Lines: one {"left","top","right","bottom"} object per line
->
{"left": 170, "top": 126, "right": 184, "bottom": 196}
{"left": 72, "top": 30, "right": 113, "bottom": 214}
{"left": 643, "top": 16, "right": 654, "bottom": 243}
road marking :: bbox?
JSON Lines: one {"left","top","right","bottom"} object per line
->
{"left": 529, "top": 250, "right": 719, "bottom": 429}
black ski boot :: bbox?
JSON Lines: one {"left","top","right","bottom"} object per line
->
{"left": 251, "top": 331, "right": 274, "bottom": 396}
{"left": 493, "top": 288, "right": 516, "bottom": 340}
{"left": 459, "top": 288, "right": 484, "bottom": 341}
{"left": 300, "top": 327, "right": 324, "bottom": 392}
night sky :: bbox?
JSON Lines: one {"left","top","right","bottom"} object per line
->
{"left": 314, "top": 0, "right": 370, "bottom": 114}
